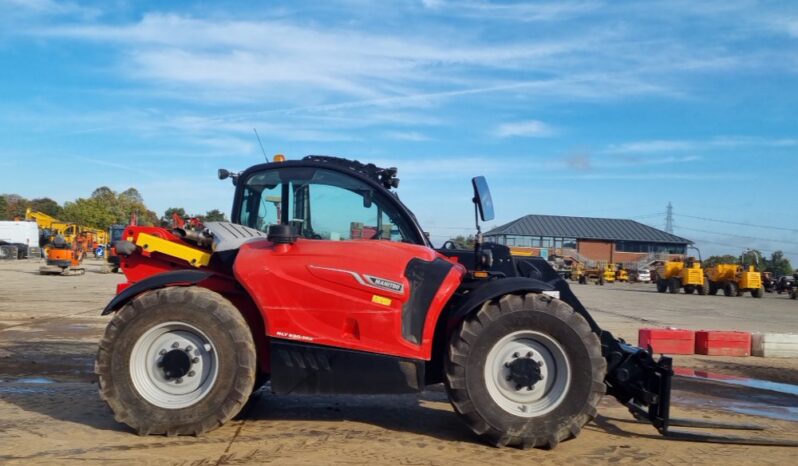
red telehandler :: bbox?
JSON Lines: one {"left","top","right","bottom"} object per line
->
{"left": 96, "top": 156, "right": 794, "bottom": 448}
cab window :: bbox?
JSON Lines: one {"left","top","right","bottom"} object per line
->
{"left": 237, "top": 167, "right": 415, "bottom": 243}
{"left": 238, "top": 170, "right": 283, "bottom": 232}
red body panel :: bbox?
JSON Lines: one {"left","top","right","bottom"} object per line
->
{"left": 116, "top": 226, "right": 467, "bottom": 363}
{"left": 117, "top": 226, "right": 201, "bottom": 282}
{"left": 234, "top": 238, "right": 465, "bottom": 360}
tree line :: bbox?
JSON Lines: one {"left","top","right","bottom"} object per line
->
{"left": 0, "top": 187, "right": 227, "bottom": 231}
{"left": 703, "top": 250, "right": 794, "bottom": 277}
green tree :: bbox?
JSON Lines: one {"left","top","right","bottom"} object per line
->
{"left": 741, "top": 249, "right": 764, "bottom": 268}
{"left": 764, "top": 251, "right": 793, "bottom": 276}
{"left": 447, "top": 234, "right": 475, "bottom": 249}
{"left": 0, "top": 195, "right": 7, "bottom": 220}
{"left": 703, "top": 255, "right": 739, "bottom": 268}
{"left": 139, "top": 210, "right": 160, "bottom": 227}
{"left": 3, "top": 194, "right": 28, "bottom": 220}
{"left": 204, "top": 209, "right": 227, "bottom": 222}
{"left": 120, "top": 188, "right": 143, "bottom": 204}
{"left": 61, "top": 187, "right": 159, "bottom": 230}
{"left": 162, "top": 207, "right": 187, "bottom": 226}
{"left": 29, "top": 197, "right": 62, "bottom": 218}
{"left": 62, "top": 197, "right": 118, "bottom": 229}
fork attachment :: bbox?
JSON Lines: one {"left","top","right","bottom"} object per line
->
{"left": 600, "top": 332, "right": 798, "bottom": 447}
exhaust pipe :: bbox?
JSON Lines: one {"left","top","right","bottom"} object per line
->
{"left": 172, "top": 228, "right": 213, "bottom": 248}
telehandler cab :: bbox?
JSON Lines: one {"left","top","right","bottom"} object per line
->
{"left": 96, "top": 156, "right": 791, "bottom": 448}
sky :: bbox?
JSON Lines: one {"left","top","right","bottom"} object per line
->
{"left": 0, "top": 0, "right": 797, "bottom": 262}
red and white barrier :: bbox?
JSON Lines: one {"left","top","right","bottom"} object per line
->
{"left": 752, "top": 333, "right": 798, "bottom": 358}
{"left": 695, "top": 331, "right": 751, "bottom": 357}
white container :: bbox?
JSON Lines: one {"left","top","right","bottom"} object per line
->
{"left": 751, "top": 333, "right": 798, "bottom": 358}
{"left": 0, "top": 221, "right": 39, "bottom": 246}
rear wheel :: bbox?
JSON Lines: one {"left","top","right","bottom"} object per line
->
{"left": 724, "top": 281, "right": 737, "bottom": 297}
{"left": 656, "top": 279, "right": 667, "bottom": 293}
{"left": 445, "top": 293, "right": 605, "bottom": 449}
{"left": 708, "top": 280, "right": 718, "bottom": 295}
{"left": 96, "top": 286, "right": 256, "bottom": 435}
{"left": 751, "top": 287, "right": 764, "bottom": 298}
{"left": 684, "top": 285, "right": 695, "bottom": 294}
{"left": 668, "top": 278, "right": 680, "bottom": 294}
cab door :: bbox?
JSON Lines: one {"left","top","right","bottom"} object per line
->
{"left": 233, "top": 165, "right": 462, "bottom": 360}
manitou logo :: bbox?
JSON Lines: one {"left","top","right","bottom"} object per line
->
{"left": 308, "top": 265, "right": 405, "bottom": 295}
{"left": 364, "top": 275, "right": 404, "bottom": 293}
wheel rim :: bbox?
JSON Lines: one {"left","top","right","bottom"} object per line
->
{"left": 130, "top": 321, "right": 219, "bottom": 409}
{"left": 484, "top": 330, "right": 571, "bottom": 418}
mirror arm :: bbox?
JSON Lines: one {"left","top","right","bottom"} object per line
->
{"left": 473, "top": 198, "right": 484, "bottom": 270}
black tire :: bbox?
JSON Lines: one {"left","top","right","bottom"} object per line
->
{"left": 708, "top": 280, "right": 718, "bottom": 296}
{"left": 444, "top": 293, "right": 605, "bottom": 449}
{"left": 684, "top": 285, "right": 695, "bottom": 295}
{"left": 724, "top": 281, "right": 737, "bottom": 297}
{"left": 96, "top": 286, "right": 257, "bottom": 435}
{"left": 668, "top": 278, "right": 680, "bottom": 294}
{"left": 112, "top": 267, "right": 120, "bottom": 274}
{"left": 751, "top": 287, "right": 764, "bottom": 298}
{"left": 791, "top": 291, "right": 796, "bottom": 300}
{"left": 656, "top": 279, "right": 667, "bottom": 293}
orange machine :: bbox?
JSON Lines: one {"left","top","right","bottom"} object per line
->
{"left": 40, "top": 236, "right": 85, "bottom": 276}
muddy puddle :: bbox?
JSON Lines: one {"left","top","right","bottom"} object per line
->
{"left": 672, "top": 367, "right": 798, "bottom": 423}
{"left": 0, "top": 377, "right": 60, "bottom": 394}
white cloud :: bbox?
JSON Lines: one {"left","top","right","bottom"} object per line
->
{"left": 383, "top": 131, "right": 431, "bottom": 141}
{"left": 419, "top": 0, "right": 601, "bottom": 22}
{"left": 0, "top": 0, "right": 100, "bottom": 20}
{"left": 23, "top": 9, "right": 755, "bottom": 110}
{"left": 494, "top": 120, "right": 554, "bottom": 138}
{"left": 605, "top": 140, "right": 695, "bottom": 154}
{"left": 604, "top": 137, "right": 798, "bottom": 154}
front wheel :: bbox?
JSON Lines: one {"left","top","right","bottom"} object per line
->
{"left": 96, "top": 286, "right": 257, "bottom": 435}
{"left": 751, "top": 287, "right": 764, "bottom": 298}
{"left": 444, "top": 293, "right": 606, "bottom": 449}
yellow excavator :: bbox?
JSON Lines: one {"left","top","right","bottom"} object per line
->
{"left": 26, "top": 209, "right": 108, "bottom": 253}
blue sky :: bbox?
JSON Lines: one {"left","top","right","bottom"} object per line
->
{"left": 1, "top": 0, "right": 797, "bottom": 262}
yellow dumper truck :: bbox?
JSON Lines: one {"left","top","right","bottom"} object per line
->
{"left": 656, "top": 257, "right": 708, "bottom": 295}
{"left": 706, "top": 264, "right": 763, "bottom": 298}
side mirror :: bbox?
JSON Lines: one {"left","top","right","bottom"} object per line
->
{"left": 218, "top": 168, "right": 238, "bottom": 185}
{"left": 471, "top": 176, "right": 495, "bottom": 222}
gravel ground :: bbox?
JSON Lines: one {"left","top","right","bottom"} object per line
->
{"left": 1, "top": 259, "right": 796, "bottom": 465}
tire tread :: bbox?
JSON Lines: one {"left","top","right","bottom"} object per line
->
{"left": 444, "top": 293, "right": 606, "bottom": 449}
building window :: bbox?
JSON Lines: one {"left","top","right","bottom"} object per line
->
{"left": 562, "top": 238, "right": 577, "bottom": 249}
{"left": 616, "top": 241, "right": 687, "bottom": 254}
